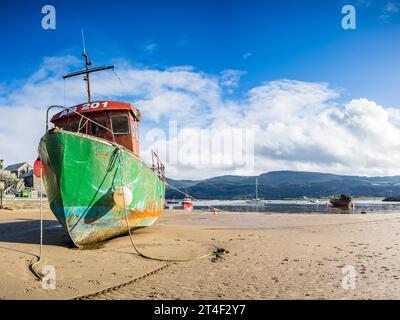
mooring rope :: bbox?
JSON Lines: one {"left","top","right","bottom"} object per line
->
{"left": 28, "top": 144, "right": 227, "bottom": 282}
{"left": 29, "top": 163, "right": 45, "bottom": 280}
{"left": 117, "top": 149, "right": 225, "bottom": 262}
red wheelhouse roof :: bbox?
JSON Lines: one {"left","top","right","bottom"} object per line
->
{"left": 51, "top": 101, "right": 138, "bottom": 122}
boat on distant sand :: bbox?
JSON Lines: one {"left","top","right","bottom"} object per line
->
{"left": 38, "top": 50, "right": 165, "bottom": 248}
{"left": 330, "top": 194, "right": 352, "bottom": 207}
{"left": 245, "top": 178, "right": 263, "bottom": 205}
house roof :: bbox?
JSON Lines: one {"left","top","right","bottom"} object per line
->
{"left": 21, "top": 170, "right": 33, "bottom": 178}
{"left": 4, "top": 162, "right": 30, "bottom": 172}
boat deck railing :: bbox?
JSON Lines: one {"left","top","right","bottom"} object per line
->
{"left": 151, "top": 150, "right": 165, "bottom": 181}
{"left": 46, "top": 105, "right": 116, "bottom": 140}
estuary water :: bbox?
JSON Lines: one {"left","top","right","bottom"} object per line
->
{"left": 171, "top": 199, "right": 400, "bottom": 214}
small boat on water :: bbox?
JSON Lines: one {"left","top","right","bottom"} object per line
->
{"left": 245, "top": 178, "right": 262, "bottom": 205}
{"left": 182, "top": 197, "right": 193, "bottom": 210}
{"left": 38, "top": 50, "right": 165, "bottom": 247}
{"left": 330, "top": 194, "right": 352, "bottom": 207}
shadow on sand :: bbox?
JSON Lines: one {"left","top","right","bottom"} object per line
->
{"left": 0, "top": 219, "right": 72, "bottom": 248}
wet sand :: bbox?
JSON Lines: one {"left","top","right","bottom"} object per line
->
{"left": 1, "top": 199, "right": 400, "bottom": 299}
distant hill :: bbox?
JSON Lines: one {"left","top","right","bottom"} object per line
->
{"left": 166, "top": 170, "right": 400, "bottom": 200}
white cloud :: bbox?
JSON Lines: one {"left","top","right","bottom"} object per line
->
{"left": 219, "top": 69, "right": 246, "bottom": 90}
{"left": 356, "top": 0, "right": 375, "bottom": 7}
{"left": 379, "top": 1, "right": 399, "bottom": 21}
{"left": 0, "top": 105, "right": 44, "bottom": 165}
{"left": 357, "top": 0, "right": 399, "bottom": 21}
{"left": 242, "top": 52, "right": 252, "bottom": 59}
{"left": 142, "top": 42, "right": 158, "bottom": 53}
{"left": 384, "top": 1, "right": 399, "bottom": 13}
{"left": 1, "top": 56, "right": 400, "bottom": 179}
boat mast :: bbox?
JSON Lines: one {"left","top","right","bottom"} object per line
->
{"left": 80, "top": 29, "right": 92, "bottom": 102}
{"left": 63, "top": 34, "right": 114, "bottom": 103}
{"left": 255, "top": 178, "right": 258, "bottom": 199}
{"left": 82, "top": 51, "right": 92, "bottom": 102}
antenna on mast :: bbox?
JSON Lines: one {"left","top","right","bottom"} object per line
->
{"left": 63, "top": 31, "right": 114, "bottom": 103}
{"left": 81, "top": 28, "right": 86, "bottom": 54}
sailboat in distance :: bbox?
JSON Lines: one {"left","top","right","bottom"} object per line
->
{"left": 245, "top": 177, "right": 263, "bottom": 205}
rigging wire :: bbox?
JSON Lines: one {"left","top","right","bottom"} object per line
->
{"left": 63, "top": 79, "right": 66, "bottom": 107}
{"left": 112, "top": 68, "right": 125, "bottom": 88}
{"left": 165, "top": 181, "right": 225, "bottom": 213}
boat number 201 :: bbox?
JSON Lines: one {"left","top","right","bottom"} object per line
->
{"left": 58, "top": 102, "right": 109, "bottom": 118}
{"left": 81, "top": 102, "right": 109, "bottom": 110}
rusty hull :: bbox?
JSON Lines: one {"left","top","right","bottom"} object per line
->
{"left": 38, "top": 129, "right": 165, "bottom": 248}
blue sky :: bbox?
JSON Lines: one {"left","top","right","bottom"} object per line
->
{"left": 1, "top": 0, "right": 400, "bottom": 178}
{"left": 0, "top": 0, "right": 399, "bottom": 106}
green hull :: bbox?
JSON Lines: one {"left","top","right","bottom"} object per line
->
{"left": 38, "top": 129, "right": 165, "bottom": 247}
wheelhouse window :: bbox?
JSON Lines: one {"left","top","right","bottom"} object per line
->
{"left": 71, "top": 120, "right": 88, "bottom": 134}
{"left": 111, "top": 115, "right": 130, "bottom": 135}
{"left": 91, "top": 117, "right": 108, "bottom": 136}
{"left": 55, "top": 121, "right": 68, "bottom": 130}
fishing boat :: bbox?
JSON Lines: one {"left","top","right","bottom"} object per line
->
{"left": 37, "top": 50, "right": 165, "bottom": 248}
{"left": 330, "top": 194, "right": 352, "bottom": 207}
{"left": 245, "top": 178, "right": 262, "bottom": 205}
{"left": 182, "top": 197, "right": 193, "bottom": 210}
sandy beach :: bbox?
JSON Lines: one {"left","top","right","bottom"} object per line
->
{"left": 1, "top": 199, "right": 400, "bottom": 299}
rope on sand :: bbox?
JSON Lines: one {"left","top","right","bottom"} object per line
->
{"left": 28, "top": 147, "right": 229, "bottom": 280}
{"left": 69, "top": 263, "right": 171, "bottom": 300}
{"left": 117, "top": 149, "right": 228, "bottom": 263}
